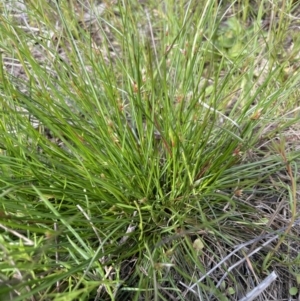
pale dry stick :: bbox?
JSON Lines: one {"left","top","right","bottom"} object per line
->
{"left": 282, "top": 106, "right": 300, "bottom": 118}
{"left": 145, "top": 9, "right": 161, "bottom": 79}
{"left": 0, "top": 243, "right": 35, "bottom": 300}
{"left": 181, "top": 235, "right": 278, "bottom": 298}
{"left": 179, "top": 233, "right": 275, "bottom": 294}
{"left": 197, "top": 98, "right": 241, "bottom": 130}
{"left": 0, "top": 223, "right": 34, "bottom": 245}
{"left": 77, "top": 205, "right": 102, "bottom": 243}
{"left": 54, "top": 223, "right": 59, "bottom": 264}
{"left": 239, "top": 271, "right": 277, "bottom": 301}
{"left": 214, "top": 235, "right": 278, "bottom": 291}
{"left": 77, "top": 205, "right": 114, "bottom": 298}
{"left": 53, "top": 222, "right": 61, "bottom": 293}
{"left": 119, "top": 211, "right": 137, "bottom": 245}
{"left": 180, "top": 218, "right": 300, "bottom": 294}
{"left": 247, "top": 196, "right": 286, "bottom": 255}
{"left": 82, "top": 2, "right": 106, "bottom": 23}
{"left": 0, "top": 243, "right": 23, "bottom": 283}
{"left": 76, "top": 204, "right": 105, "bottom": 262}
{"left": 267, "top": 0, "right": 300, "bottom": 23}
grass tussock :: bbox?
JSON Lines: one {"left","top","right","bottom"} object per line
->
{"left": 0, "top": 0, "right": 300, "bottom": 300}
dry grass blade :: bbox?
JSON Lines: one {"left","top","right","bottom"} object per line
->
{"left": 239, "top": 271, "right": 277, "bottom": 301}
{"left": 182, "top": 218, "right": 300, "bottom": 296}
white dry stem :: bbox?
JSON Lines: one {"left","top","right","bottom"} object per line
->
{"left": 145, "top": 9, "right": 161, "bottom": 78}
{"left": 0, "top": 223, "right": 34, "bottom": 246}
{"left": 76, "top": 204, "right": 105, "bottom": 263}
{"left": 198, "top": 98, "right": 241, "bottom": 129}
{"left": 180, "top": 217, "right": 300, "bottom": 296}
{"left": 239, "top": 271, "right": 277, "bottom": 301}
{"left": 119, "top": 211, "right": 137, "bottom": 245}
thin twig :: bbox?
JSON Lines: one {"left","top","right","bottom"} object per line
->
{"left": 77, "top": 204, "right": 105, "bottom": 263}
{"left": 180, "top": 218, "right": 300, "bottom": 294}
{"left": 239, "top": 271, "right": 277, "bottom": 301}
{"left": 146, "top": 9, "right": 161, "bottom": 78}
{"left": 0, "top": 223, "right": 34, "bottom": 245}
{"left": 54, "top": 222, "right": 60, "bottom": 293}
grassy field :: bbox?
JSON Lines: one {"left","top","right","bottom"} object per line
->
{"left": 0, "top": 0, "right": 300, "bottom": 300}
